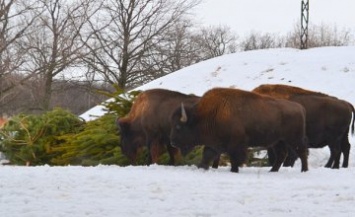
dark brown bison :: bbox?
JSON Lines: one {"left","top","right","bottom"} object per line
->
{"left": 170, "top": 87, "right": 309, "bottom": 173}
{"left": 252, "top": 84, "right": 355, "bottom": 168}
{"left": 117, "top": 88, "right": 201, "bottom": 165}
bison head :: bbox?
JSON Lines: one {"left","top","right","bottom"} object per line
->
{"left": 170, "top": 103, "right": 198, "bottom": 155}
{"left": 116, "top": 118, "right": 145, "bottom": 164}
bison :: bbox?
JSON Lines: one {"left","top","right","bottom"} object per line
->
{"left": 252, "top": 84, "right": 355, "bottom": 168}
{"left": 170, "top": 87, "right": 309, "bottom": 173}
{"left": 117, "top": 88, "right": 201, "bottom": 165}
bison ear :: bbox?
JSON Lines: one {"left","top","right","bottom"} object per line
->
{"left": 180, "top": 103, "right": 188, "bottom": 123}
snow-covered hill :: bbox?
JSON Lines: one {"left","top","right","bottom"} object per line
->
{"left": 81, "top": 46, "right": 355, "bottom": 121}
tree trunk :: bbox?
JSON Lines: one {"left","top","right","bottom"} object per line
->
{"left": 42, "top": 73, "right": 53, "bottom": 111}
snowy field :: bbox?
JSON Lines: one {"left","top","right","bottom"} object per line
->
{"left": 2, "top": 46, "right": 355, "bottom": 217}
{"left": 1, "top": 163, "right": 355, "bottom": 217}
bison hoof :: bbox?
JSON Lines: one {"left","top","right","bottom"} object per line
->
{"left": 230, "top": 164, "right": 239, "bottom": 173}
{"left": 230, "top": 168, "right": 239, "bottom": 173}
{"left": 324, "top": 164, "right": 332, "bottom": 168}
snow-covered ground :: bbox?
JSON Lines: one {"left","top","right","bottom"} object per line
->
{"left": 1, "top": 164, "right": 355, "bottom": 217}
{"left": 1, "top": 46, "right": 355, "bottom": 217}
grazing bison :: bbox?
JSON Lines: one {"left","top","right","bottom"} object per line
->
{"left": 170, "top": 87, "right": 309, "bottom": 173}
{"left": 117, "top": 88, "right": 201, "bottom": 165}
{"left": 253, "top": 84, "right": 355, "bottom": 168}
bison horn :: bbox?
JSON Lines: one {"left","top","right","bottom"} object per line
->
{"left": 180, "top": 103, "right": 188, "bottom": 123}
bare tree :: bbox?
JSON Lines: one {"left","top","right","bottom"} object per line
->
{"left": 18, "top": 0, "right": 100, "bottom": 111}
{"left": 193, "top": 25, "right": 238, "bottom": 59}
{"left": 240, "top": 32, "right": 281, "bottom": 51}
{"left": 0, "top": 0, "right": 40, "bottom": 115}
{"left": 144, "top": 24, "right": 238, "bottom": 77}
{"left": 308, "top": 24, "right": 353, "bottom": 47}
{"left": 285, "top": 23, "right": 354, "bottom": 48}
{"left": 83, "top": 0, "right": 201, "bottom": 89}
{"left": 140, "top": 19, "right": 202, "bottom": 78}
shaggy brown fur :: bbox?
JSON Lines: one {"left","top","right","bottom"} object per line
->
{"left": 117, "top": 89, "right": 200, "bottom": 165}
{"left": 253, "top": 84, "right": 355, "bottom": 168}
{"left": 170, "top": 87, "right": 308, "bottom": 173}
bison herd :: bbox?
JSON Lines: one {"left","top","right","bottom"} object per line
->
{"left": 116, "top": 84, "right": 355, "bottom": 173}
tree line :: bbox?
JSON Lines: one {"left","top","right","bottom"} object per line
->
{"left": 1, "top": 0, "right": 354, "bottom": 117}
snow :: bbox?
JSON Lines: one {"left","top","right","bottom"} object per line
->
{"left": 2, "top": 46, "right": 355, "bottom": 217}
{"left": 2, "top": 165, "right": 355, "bottom": 217}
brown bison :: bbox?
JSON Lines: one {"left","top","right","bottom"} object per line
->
{"left": 117, "top": 88, "right": 201, "bottom": 165}
{"left": 170, "top": 87, "right": 309, "bottom": 173}
{"left": 252, "top": 84, "right": 355, "bottom": 168}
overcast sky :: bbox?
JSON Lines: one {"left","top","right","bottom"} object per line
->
{"left": 193, "top": 0, "right": 355, "bottom": 36}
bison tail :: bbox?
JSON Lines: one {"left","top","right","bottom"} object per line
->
{"left": 350, "top": 103, "right": 355, "bottom": 136}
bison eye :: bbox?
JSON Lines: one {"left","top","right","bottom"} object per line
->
{"left": 176, "top": 124, "right": 181, "bottom": 130}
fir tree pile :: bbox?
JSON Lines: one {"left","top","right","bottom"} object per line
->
{"left": 0, "top": 108, "right": 83, "bottom": 166}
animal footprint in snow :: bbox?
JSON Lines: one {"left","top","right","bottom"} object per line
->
{"left": 211, "top": 66, "right": 222, "bottom": 77}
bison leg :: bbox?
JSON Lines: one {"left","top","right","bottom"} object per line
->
{"left": 198, "top": 146, "right": 219, "bottom": 170}
{"left": 341, "top": 135, "right": 351, "bottom": 168}
{"left": 145, "top": 137, "right": 153, "bottom": 165}
{"left": 270, "top": 142, "right": 288, "bottom": 172}
{"left": 324, "top": 144, "right": 337, "bottom": 168}
{"left": 295, "top": 140, "right": 309, "bottom": 172}
{"left": 229, "top": 156, "right": 240, "bottom": 173}
{"left": 166, "top": 143, "right": 180, "bottom": 166}
{"left": 327, "top": 131, "right": 351, "bottom": 168}
{"left": 146, "top": 137, "right": 160, "bottom": 165}
{"left": 267, "top": 148, "right": 276, "bottom": 166}
{"left": 324, "top": 148, "right": 335, "bottom": 168}
{"left": 146, "top": 152, "right": 153, "bottom": 165}
{"left": 211, "top": 154, "right": 220, "bottom": 169}
{"left": 327, "top": 140, "right": 342, "bottom": 169}
{"left": 148, "top": 143, "right": 160, "bottom": 165}
{"left": 283, "top": 147, "right": 298, "bottom": 167}
{"left": 268, "top": 147, "right": 299, "bottom": 167}
{"left": 227, "top": 145, "right": 248, "bottom": 173}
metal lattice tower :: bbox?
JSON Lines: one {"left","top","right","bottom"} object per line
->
{"left": 300, "top": 0, "right": 309, "bottom": 49}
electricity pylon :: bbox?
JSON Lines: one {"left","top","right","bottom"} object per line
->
{"left": 300, "top": 0, "right": 309, "bottom": 49}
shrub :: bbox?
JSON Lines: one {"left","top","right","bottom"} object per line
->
{"left": 52, "top": 114, "right": 131, "bottom": 166}
{"left": 52, "top": 86, "right": 142, "bottom": 166}
{"left": 97, "top": 84, "right": 141, "bottom": 118}
{"left": 0, "top": 108, "right": 83, "bottom": 166}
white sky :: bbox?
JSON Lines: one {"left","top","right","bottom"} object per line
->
{"left": 193, "top": 0, "right": 355, "bottom": 35}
